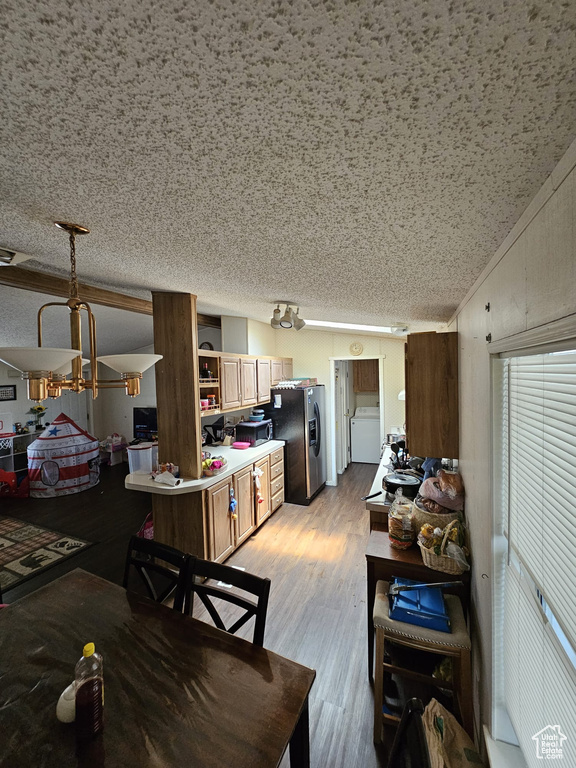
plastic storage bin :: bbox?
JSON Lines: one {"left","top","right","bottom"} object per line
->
{"left": 127, "top": 443, "right": 158, "bottom": 474}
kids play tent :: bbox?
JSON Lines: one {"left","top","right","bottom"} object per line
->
{"left": 27, "top": 413, "right": 100, "bottom": 498}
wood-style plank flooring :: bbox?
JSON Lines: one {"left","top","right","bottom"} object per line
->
{"left": 2, "top": 461, "right": 389, "bottom": 767}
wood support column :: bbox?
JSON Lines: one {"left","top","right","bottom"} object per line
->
{"left": 152, "top": 292, "right": 202, "bottom": 479}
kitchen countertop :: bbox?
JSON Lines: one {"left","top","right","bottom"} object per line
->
{"left": 125, "top": 440, "right": 285, "bottom": 495}
{"left": 364, "top": 445, "right": 393, "bottom": 512}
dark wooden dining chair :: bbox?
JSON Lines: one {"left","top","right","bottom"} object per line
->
{"left": 184, "top": 557, "right": 271, "bottom": 647}
{"left": 122, "top": 536, "right": 189, "bottom": 611}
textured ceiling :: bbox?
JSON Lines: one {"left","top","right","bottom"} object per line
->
{"left": 1, "top": 0, "right": 576, "bottom": 337}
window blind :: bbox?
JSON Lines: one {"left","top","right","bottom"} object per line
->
{"left": 499, "top": 351, "right": 576, "bottom": 766}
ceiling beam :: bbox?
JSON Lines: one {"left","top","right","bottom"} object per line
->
{"left": 0, "top": 266, "right": 221, "bottom": 328}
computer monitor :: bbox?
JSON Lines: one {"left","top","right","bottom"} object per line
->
{"left": 133, "top": 407, "right": 157, "bottom": 441}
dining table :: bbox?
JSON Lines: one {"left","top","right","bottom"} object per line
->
{"left": 0, "top": 569, "right": 315, "bottom": 767}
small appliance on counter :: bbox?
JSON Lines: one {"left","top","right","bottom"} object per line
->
{"left": 235, "top": 419, "right": 272, "bottom": 446}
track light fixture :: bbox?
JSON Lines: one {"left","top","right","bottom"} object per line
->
{"left": 270, "top": 303, "right": 306, "bottom": 331}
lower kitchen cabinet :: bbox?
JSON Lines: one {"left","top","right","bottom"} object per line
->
{"left": 206, "top": 476, "right": 235, "bottom": 563}
{"left": 270, "top": 446, "right": 284, "bottom": 511}
{"left": 233, "top": 465, "right": 255, "bottom": 546}
{"left": 254, "top": 455, "right": 271, "bottom": 526}
{"left": 153, "top": 445, "right": 286, "bottom": 566}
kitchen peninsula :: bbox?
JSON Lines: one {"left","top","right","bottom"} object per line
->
{"left": 126, "top": 440, "right": 286, "bottom": 563}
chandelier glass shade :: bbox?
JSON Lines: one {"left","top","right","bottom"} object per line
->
{"left": 0, "top": 222, "right": 162, "bottom": 402}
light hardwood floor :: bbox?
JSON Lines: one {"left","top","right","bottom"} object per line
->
{"left": 192, "top": 462, "right": 389, "bottom": 768}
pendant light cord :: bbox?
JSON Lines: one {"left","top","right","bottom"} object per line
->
{"left": 69, "top": 231, "right": 79, "bottom": 299}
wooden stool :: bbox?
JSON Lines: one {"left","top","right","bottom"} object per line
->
{"left": 373, "top": 580, "right": 473, "bottom": 743}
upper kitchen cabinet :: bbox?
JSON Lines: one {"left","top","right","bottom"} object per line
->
{"left": 353, "top": 359, "right": 379, "bottom": 392}
{"left": 271, "top": 359, "right": 284, "bottom": 386}
{"left": 220, "top": 356, "right": 242, "bottom": 410}
{"left": 257, "top": 359, "right": 271, "bottom": 403}
{"left": 271, "top": 358, "right": 293, "bottom": 386}
{"left": 405, "top": 332, "right": 459, "bottom": 459}
{"left": 240, "top": 358, "right": 258, "bottom": 406}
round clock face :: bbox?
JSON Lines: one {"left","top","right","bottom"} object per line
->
{"left": 199, "top": 341, "right": 214, "bottom": 350}
{"left": 350, "top": 342, "right": 363, "bottom": 356}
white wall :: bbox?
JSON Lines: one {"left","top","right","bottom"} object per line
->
{"left": 453, "top": 137, "right": 576, "bottom": 741}
{"left": 92, "top": 345, "right": 157, "bottom": 441}
{"left": 274, "top": 329, "right": 406, "bottom": 484}
{"left": 247, "top": 319, "right": 276, "bottom": 356}
{"left": 0, "top": 363, "right": 36, "bottom": 431}
{"left": 0, "top": 362, "right": 91, "bottom": 433}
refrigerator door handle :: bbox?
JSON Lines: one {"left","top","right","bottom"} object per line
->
{"left": 313, "top": 401, "right": 321, "bottom": 457}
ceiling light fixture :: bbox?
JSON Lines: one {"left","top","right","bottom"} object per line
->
{"left": 0, "top": 222, "right": 162, "bottom": 402}
{"left": 270, "top": 303, "right": 306, "bottom": 331}
{"left": 304, "top": 320, "right": 408, "bottom": 335}
{"left": 270, "top": 304, "right": 282, "bottom": 329}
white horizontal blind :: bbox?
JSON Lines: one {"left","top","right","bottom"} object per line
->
{"left": 504, "top": 562, "right": 576, "bottom": 768}
{"left": 501, "top": 351, "right": 576, "bottom": 763}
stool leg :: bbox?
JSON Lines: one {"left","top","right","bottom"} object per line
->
{"left": 373, "top": 627, "right": 385, "bottom": 743}
{"left": 454, "top": 648, "right": 474, "bottom": 739}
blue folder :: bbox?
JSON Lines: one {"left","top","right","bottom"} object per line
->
{"left": 388, "top": 577, "right": 451, "bottom": 633}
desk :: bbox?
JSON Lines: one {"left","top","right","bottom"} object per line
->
{"left": 366, "top": 525, "right": 470, "bottom": 680}
{"left": 0, "top": 569, "right": 315, "bottom": 768}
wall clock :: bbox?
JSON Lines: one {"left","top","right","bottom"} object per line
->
{"left": 350, "top": 342, "right": 363, "bottom": 356}
{"left": 199, "top": 341, "right": 214, "bottom": 350}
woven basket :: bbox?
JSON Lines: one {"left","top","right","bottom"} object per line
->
{"left": 418, "top": 520, "right": 468, "bottom": 575}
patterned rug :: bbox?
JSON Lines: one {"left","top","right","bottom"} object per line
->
{"left": 0, "top": 517, "right": 91, "bottom": 594}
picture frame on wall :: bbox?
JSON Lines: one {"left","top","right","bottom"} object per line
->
{"left": 0, "top": 385, "right": 17, "bottom": 401}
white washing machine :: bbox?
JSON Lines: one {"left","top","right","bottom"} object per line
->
{"left": 350, "top": 406, "right": 381, "bottom": 464}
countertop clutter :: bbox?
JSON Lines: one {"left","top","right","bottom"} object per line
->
{"left": 125, "top": 440, "right": 285, "bottom": 495}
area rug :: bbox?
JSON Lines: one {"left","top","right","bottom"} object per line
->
{"left": 0, "top": 517, "right": 92, "bottom": 593}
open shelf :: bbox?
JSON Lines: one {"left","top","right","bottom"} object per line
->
{"left": 200, "top": 407, "right": 221, "bottom": 417}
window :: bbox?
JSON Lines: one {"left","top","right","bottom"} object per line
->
{"left": 494, "top": 351, "right": 576, "bottom": 766}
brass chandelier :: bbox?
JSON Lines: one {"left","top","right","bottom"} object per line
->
{"left": 0, "top": 222, "right": 161, "bottom": 402}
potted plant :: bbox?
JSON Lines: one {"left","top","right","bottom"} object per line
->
{"left": 28, "top": 404, "right": 47, "bottom": 431}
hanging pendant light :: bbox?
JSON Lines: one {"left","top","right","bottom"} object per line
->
{"left": 0, "top": 222, "right": 162, "bottom": 402}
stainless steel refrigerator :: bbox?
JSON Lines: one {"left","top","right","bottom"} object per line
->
{"left": 265, "top": 385, "right": 327, "bottom": 505}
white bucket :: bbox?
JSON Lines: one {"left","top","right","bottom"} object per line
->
{"left": 127, "top": 443, "right": 158, "bottom": 474}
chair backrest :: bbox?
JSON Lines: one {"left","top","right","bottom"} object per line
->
{"left": 387, "top": 698, "right": 432, "bottom": 768}
{"left": 122, "top": 535, "right": 189, "bottom": 612}
{"left": 185, "top": 557, "right": 271, "bottom": 647}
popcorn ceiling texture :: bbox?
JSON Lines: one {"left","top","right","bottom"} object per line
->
{"left": 1, "top": 0, "right": 575, "bottom": 331}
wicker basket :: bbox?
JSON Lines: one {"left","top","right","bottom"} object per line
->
{"left": 418, "top": 520, "right": 468, "bottom": 575}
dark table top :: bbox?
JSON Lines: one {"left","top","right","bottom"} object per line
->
{"left": 0, "top": 569, "right": 315, "bottom": 768}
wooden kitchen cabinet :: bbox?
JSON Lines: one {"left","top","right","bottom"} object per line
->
{"left": 220, "top": 356, "right": 242, "bottom": 410}
{"left": 233, "top": 465, "right": 255, "bottom": 546}
{"left": 270, "top": 446, "right": 285, "bottom": 511}
{"left": 405, "top": 332, "right": 459, "bottom": 459}
{"left": 271, "top": 359, "right": 284, "bottom": 386}
{"left": 240, "top": 357, "right": 258, "bottom": 406}
{"left": 206, "top": 476, "right": 235, "bottom": 562}
{"left": 271, "top": 357, "right": 293, "bottom": 386}
{"left": 353, "top": 359, "right": 379, "bottom": 392}
{"left": 254, "top": 455, "right": 271, "bottom": 525}
{"left": 257, "top": 359, "right": 271, "bottom": 403}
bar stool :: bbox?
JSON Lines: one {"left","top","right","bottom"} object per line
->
{"left": 373, "top": 580, "right": 472, "bottom": 743}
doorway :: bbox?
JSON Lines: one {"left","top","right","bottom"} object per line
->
{"left": 330, "top": 357, "right": 386, "bottom": 482}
